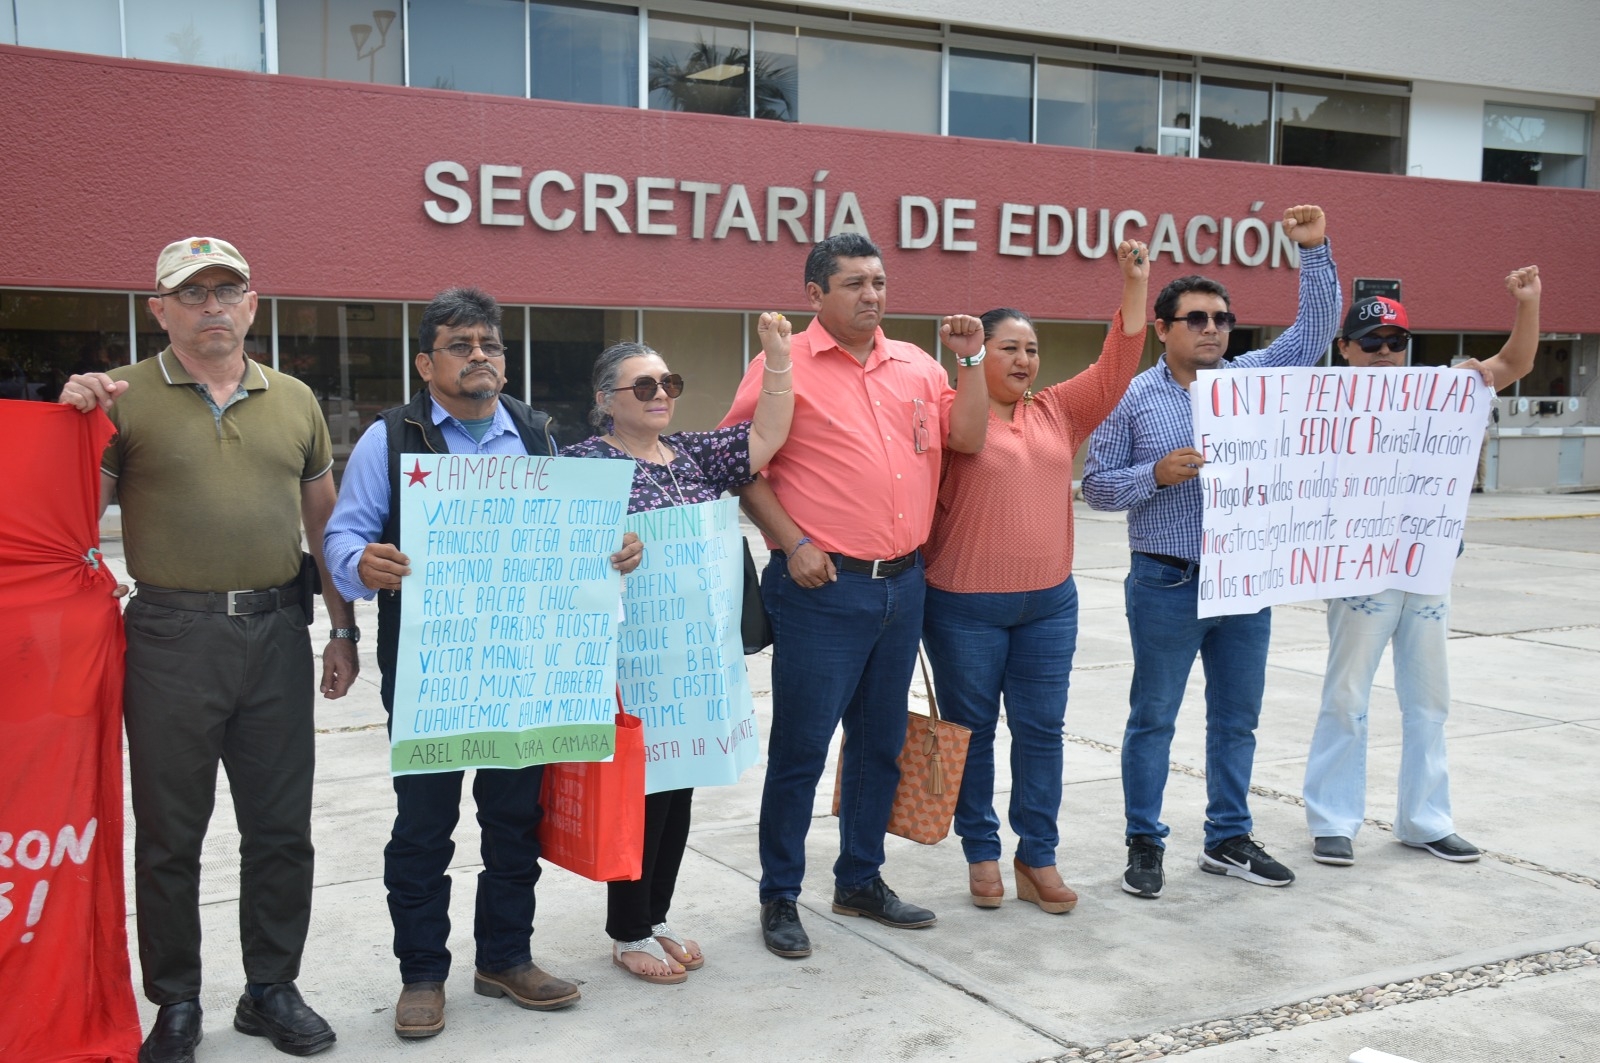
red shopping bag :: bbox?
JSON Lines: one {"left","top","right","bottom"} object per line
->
{"left": 537, "top": 708, "right": 645, "bottom": 882}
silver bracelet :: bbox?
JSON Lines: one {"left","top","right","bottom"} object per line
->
{"left": 762, "top": 387, "right": 792, "bottom": 395}
{"left": 764, "top": 361, "right": 793, "bottom": 374}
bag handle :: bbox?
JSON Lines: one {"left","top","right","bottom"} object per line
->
{"left": 913, "top": 644, "right": 947, "bottom": 796}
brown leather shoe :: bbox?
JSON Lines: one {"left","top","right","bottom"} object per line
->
{"left": 1013, "top": 858, "right": 1078, "bottom": 914}
{"left": 473, "top": 962, "right": 581, "bottom": 1011}
{"left": 394, "top": 982, "right": 445, "bottom": 1039}
{"left": 968, "top": 860, "right": 1004, "bottom": 908}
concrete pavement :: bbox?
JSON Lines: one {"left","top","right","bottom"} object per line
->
{"left": 101, "top": 490, "right": 1600, "bottom": 1062}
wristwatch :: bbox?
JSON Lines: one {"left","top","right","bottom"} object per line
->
{"left": 330, "top": 627, "right": 361, "bottom": 643}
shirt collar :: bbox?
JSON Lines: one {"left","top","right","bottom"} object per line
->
{"left": 157, "top": 348, "right": 269, "bottom": 391}
{"left": 801, "top": 316, "right": 902, "bottom": 365}
{"left": 428, "top": 394, "right": 515, "bottom": 435}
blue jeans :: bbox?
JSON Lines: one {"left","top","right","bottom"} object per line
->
{"left": 382, "top": 686, "right": 544, "bottom": 983}
{"left": 757, "top": 551, "right": 924, "bottom": 901}
{"left": 1122, "top": 553, "right": 1271, "bottom": 850}
{"left": 1304, "top": 589, "right": 1453, "bottom": 844}
{"left": 922, "top": 578, "right": 1079, "bottom": 867}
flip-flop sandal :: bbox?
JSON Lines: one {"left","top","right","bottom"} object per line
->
{"left": 613, "top": 938, "right": 687, "bottom": 984}
{"left": 652, "top": 922, "right": 705, "bottom": 971}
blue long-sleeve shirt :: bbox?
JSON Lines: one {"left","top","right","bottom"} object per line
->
{"left": 323, "top": 397, "right": 544, "bottom": 602}
{"left": 1082, "top": 240, "right": 1340, "bottom": 562}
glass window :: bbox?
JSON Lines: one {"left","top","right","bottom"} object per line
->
{"left": 1277, "top": 84, "right": 1405, "bottom": 174}
{"left": 949, "top": 48, "right": 1031, "bottom": 142}
{"left": 407, "top": 0, "right": 524, "bottom": 96}
{"left": 797, "top": 30, "right": 938, "bottom": 135}
{"left": 648, "top": 13, "right": 749, "bottom": 117}
{"left": 13, "top": 0, "right": 121, "bottom": 54}
{"left": 1036, "top": 59, "right": 1092, "bottom": 148}
{"left": 1095, "top": 66, "right": 1158, "bottom": 154}
{"left": 641, "top": 310, "right": 742, "bottom": 432}
{"left": 0, "top": 290, "right": 130, "bottom": 402}
{"left": 501, "top": 307, "right": 637, "bottom": 441}
{"left": 124, "top": 0, "right": 265, "bottom": 72}
{"left": 530, "top": 1, "right": 637, "bottom": 107}
{"left": 276, "top": 299, "right": 406, "bottom": 457}
{"left": 752, "top": 23, "right": 798, "bottom": 122}
{"left": 1198, "top": 76, "right": 1270, "bottom": 162}
{"left": 277, "top": 0, "right": 402, "bottom": 84}
{"left": 1483, "top": 103, "right": 1590, "bottom": 188}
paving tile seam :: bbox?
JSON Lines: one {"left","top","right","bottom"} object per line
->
{"left": 1061, "top": 733, "right": 1600, "bottom": 892}
{"left": 1048, "top": 942, "right": 1600, "bottom": 1060}
{"left": 1468, "top": 512, "right": 1600, "bottom": 524}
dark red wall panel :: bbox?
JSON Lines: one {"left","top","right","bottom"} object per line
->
{"left": 2, "top": 45, "right": 1595, "bottom": 333}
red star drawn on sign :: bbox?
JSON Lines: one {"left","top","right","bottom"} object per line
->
{"left": 406, "top": 459, "right": 431, "bottom": 486}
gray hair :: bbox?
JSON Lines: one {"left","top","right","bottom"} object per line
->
{"left": 589, "top": 340, "right": 661, "bottom": 430}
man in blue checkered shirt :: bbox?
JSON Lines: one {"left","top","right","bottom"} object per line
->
{"left": 1083, "top": 205, "right": 1340, "bottom": 900}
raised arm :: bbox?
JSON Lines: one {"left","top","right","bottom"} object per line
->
{"left": 1460, "top": 266, "right": 1541, "bottom": 391}
{"left": 938, "top": 315, "right": 989, "bottom": 454}
{"left": 1240, "top": 205, "right": 1341, "bottom": 370}
{"left": 746, "top": 312, "right": 795, "bottom": 473}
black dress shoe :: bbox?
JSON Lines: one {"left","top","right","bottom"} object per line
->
{"left": 233, "top": 982, "right": 337, "bottom": 1056}
{"left": 1405, "top": 833, "right": 1481, "bottom": 863}
{"left": 832, "top": 877, "right": 936, "bottom": 929}
{"left": 760, "top": 899, "right": 812, "bottom": 958}
{"left": 139, "top": 999, "right": 203, "bottom": 1063}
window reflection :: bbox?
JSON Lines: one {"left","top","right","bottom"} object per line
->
{"left": 1037, "top": 59, "right": 1092, "bottom": 148}
{"left": 278, "top": 300, "right": 405, "bottom": 456}
{"left": 1277, "top": 85, "right": 1404, "bottom": 174}
{"left": 1095, "top": 66, "right": 1159, "bottom": 153}
{"left": 13, "top": 0, "right": 121, "bottom": 54}
{"left": 798, "top": 30, "right": 938, "bottom": 134}
{"left": 0, "top": 291, "right": 129, "bottom": 402}
{"left": 949, "top": 49, "right": 1031, "bottom": 142}
{"left": 1482, "top": 103, "right": 1589, "bottom": 188}
{"left": 1198, "top": 77, "right": 1270, "bottom": 163}
{"left": 124, "top": 0, "right": 264, "bottom": 71}
{"left": 752, "top": 23, "right": 799, "bottom": 122}
{"left": 408, "top": 0, "right": 525, "bottom": 96}
{"left": 648, "top": 13, "right": 750, "bottom": 117}
{"left": 530, "top": 1, "right": 637, "bottom": 107}
{"left": 278, "top": 0, "right": 402, "bottom": 84}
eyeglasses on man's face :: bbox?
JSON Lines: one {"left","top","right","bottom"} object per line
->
{"left": 160, "top": 283, "right": 248, "bottom": 306}
{"left": 1353, "top": 332, "right": 1410, "bottom": 354}
{"left": 610, "top": 374, "right": 685, "bottom": 401}
{"left": 430, "top": 342, "right": 507, "bottom": 359}
{"left": 1169, "top": 310, "right": 1237, "bottom": 333}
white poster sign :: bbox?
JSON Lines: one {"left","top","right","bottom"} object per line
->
{"left": 1193, "top": 366, "right": 1489, "bottom": 617}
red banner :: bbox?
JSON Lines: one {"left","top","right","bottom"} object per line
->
{"left": 0, "top": 400, "right": 140, "bottom": 1062}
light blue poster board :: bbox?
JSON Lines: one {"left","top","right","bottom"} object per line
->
{"left": 619, "top": 497, "right": 759, "bottom": 792}
{"left": 391, "top": 453, "right": 633, "bottom": 775}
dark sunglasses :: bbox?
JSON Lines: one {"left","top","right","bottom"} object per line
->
{"left": 1353, "top": 333, "right": 1411, "bottom": 354}
{"left": 1169, "top": 310, "right": 1237, "bottom": 332}
{"left": 610, "top": 374, "right": 685, "bottom": 401}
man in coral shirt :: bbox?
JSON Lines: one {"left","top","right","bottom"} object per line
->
{"left": 722, "top": 233, "right": 988, "bottom": 958}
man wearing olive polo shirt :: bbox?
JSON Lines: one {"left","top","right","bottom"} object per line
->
{"left": 722, "top": 233, "right": 989, "bottom": 958}
{"left": 59, "top": 237, "right": 356, "bottom": 1063}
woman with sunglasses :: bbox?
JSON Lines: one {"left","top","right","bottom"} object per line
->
{"left": 563, "top": 314, "right": 793, "bottom": 983}
{"left": 920, "top": 241, "right": 1151, "bottom": 914}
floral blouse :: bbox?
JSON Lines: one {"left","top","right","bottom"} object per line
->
{"left": 562, "top": 423, "right": 755, "bottom": 514}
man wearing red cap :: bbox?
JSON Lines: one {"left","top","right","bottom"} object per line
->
{"left": 1303, "top": 267, "right": 1541, "bottom": 868}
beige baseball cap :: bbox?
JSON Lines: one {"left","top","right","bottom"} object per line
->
{"left": 155, "top": 237, "right": 251, "bottom": 290}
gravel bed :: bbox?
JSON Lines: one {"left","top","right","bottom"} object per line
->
{"left": 1051, "top": 942, "right": 1600, "bottom": 1060}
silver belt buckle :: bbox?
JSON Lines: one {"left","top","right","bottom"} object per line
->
{"left": 870, "top": 558, "right": 885, "bottom": 579}
{"left": 226, "top": 589, "right": 257, "bottom": 616}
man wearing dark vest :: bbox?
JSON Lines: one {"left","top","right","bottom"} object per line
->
{"left": 324, "top": 286, "right": 640, "bottom": 1040}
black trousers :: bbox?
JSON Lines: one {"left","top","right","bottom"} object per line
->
{"left": 606, "top": 787, "right": 693, "bottom": 942}
{"left": 123, "top": 598, "right": 315, "bottom": 1004}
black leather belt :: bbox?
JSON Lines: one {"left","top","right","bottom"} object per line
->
{"left": 134, "top": 580, "right": 302, "bottom": 616}
{"left": 1135, "top": 551, "right": 1196, "bottom": 571}
{"left": 830, "top": 552, "right": 917, "bottom": 579}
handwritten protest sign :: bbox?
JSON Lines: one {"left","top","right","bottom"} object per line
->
{"left": 392, "top": 454, "right": 633, "bottom": 774}
{"left": 1193, "top": 366, "right": 1489, "bottom": 617}
{"left": 619, "top": 497, "right": 759, "bottom": 792}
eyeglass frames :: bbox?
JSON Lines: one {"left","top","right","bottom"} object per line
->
{"left": 1353, "top": 333, "right": 1411, "bottom": 354}
{"left": 159, "top": 283, "right": 249, "bottom": 306}
{"left": 1167, "top": 310, "right": 1237, "bottom": 332}
{"left": 610, "top": 374, "right": 686, "bottom": 401}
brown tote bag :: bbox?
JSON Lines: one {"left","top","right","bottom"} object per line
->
{"left": 831, "top": 647, "right": 971, "bottom": 845}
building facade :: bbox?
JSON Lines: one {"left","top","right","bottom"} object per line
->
{"left": 3, "top": 0, "right": 1598, "bottom": 487}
